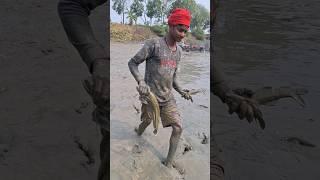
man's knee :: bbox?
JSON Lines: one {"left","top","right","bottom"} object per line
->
{"left": 172, "top": 124, "right": 182, "bottom": 135}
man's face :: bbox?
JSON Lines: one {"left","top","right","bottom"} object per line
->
{"left": 170, "top": 24, "right": 188, "bottom": 42}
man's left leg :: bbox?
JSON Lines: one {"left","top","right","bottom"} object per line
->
{"left": 164, "top": 123, "right": 182, "bottom": 167}
{"left": 160, "top": 99, "right": 183, "bottom": 168}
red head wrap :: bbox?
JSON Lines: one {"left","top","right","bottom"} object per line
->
{"left": 168, "top": 8, "right": 191, "bottom": 28}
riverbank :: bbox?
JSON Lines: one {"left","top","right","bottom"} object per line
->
{"left": 111, "top": 23, "right": 208, "bottom": 46}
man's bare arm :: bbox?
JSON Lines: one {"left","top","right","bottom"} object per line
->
{"left": 128, "top": 40, "right": 155, "bottom": 84}
{"left": 58, "top": 0, "right": 108, "bottom": 72}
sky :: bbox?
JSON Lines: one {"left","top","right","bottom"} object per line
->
{"left": 110, "top": 0, "right": 210, "bottom": 24}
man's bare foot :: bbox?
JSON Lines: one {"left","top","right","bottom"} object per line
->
{"left": 134, "top": 127, "right": 142, "bottom": 136}
{"left": 172, "top": 161, "right": 185, "bottom": 175}
{"left": 162, "top": 160, "right": 173, "bottom": 168}
{"left": 162, "top": 160, "right": 185, "bottom": 174}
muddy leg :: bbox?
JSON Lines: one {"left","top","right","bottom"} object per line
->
{"left": 135, "top": 119, "right": 152, "bottom": 136}
{"left": 135, "top": 104, "right": 152, "bottom": 136}
{"left": 97, "top": 128, "right": 109, "bottom": 180}
{"left": 164, "top": 124, "right": 182, "bottom": 168}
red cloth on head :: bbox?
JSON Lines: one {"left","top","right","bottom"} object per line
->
{"left": 168, "top": 8, "right": 191, "bottom": 28}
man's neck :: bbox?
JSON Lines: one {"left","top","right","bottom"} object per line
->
{"left": 165, "top": 34, "right": 176, "bottom": 50}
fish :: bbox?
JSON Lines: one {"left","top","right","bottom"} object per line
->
{"left": 232, "top": 86, "right": 308, "bottom": 129}
{"left": 253, "top": 87, "right": 307, "bottom": 107}
{"left": 286, "top": 137, "right": 316, "bottom": 148}
{"left": 233, "top": 86, "right": 308, "bottom": 107}
{"left": 148, "top": 91, "right": 160, "bottom": 135}
{"left": 137, "top": 87, "right": 160, "bottom": 135}
{"left": 82, "top": 77, "right": 160, "bottom": 135}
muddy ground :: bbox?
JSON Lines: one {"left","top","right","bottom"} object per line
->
{"left": 110, "top": 42, "right": 210, "bottom": 180}
{"left": 0, "top": 1, "right": 107, "bottom": 179}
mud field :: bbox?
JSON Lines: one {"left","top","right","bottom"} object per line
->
{"left": 110, "top": 42, "right": 210, "bottom": 180}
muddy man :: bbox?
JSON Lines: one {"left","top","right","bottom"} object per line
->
{"left": 128, "top": 8, "right": 193, "bottom": 168}
{"left": 58, "top": 0, "right": 109, "bottom": 180}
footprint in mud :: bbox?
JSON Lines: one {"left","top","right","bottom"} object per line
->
{"left": 201, "top": 132, "right": 209, "bottom": 144}
{"left": 74, "top": 101, "right": 89, "bottom": 114}
{"left": 132, "top": 144, "right": 142, "bottom": 154}
{"left": 41, "top": 48, "right": 54, "bottom": 55}
{"left": 182, "top": 144, "right": 193, "bottom": 155}
{"left": 284, "top": 137, "right": 316, "bottom": 148}
{"left": 162, "top": 160, "right": 186, "bottom": 176}
{"left": 0, "top": 87, "right": 8, "bottom": 94}
{"left": 0, "top": 144, "right": 9, "bottom": 163}
{"left": 73, "top": 136, "right": 95, "bottom": 165}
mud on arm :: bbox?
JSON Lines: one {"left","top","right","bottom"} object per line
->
{"left": 173, "top": 62, "right": 184, "bottom": 94}
{"left": 128, "top": 40, "right": 154, "bottom": 84}
{"left": 58, "top": 0, "right": 108, "bottom": 73}
{"left": 212, "top": 65, "right": 232, "bottom": 102}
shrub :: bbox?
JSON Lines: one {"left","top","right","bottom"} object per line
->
{"left": 191, "top": 28, "right": 205, "bottom": 41}
{"left": 150, "top": 25, "right": 167, "bottom": 37}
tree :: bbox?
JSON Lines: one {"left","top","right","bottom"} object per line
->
{"left": 142, "top": 0, "right": 149, "bottom": 25}
{"left": 112, "top": 0, "right": 127, "bottom": 24}
{"left": 191, "top": 4, "right": 209, "bottom": 30}
{"left": 130, "top": 0, "right": 144, "bottom": 25}
{"left": 126, "top": 8, "right": 137, "bottom": 25}
{"left": 169, "top": 0, "right": 197, "bottom": 14}
{"left": 146, "top": 0, "right": 162, "bottom": 25}
{"left": 161, "top": 0, "right": 175, "bottom": 24}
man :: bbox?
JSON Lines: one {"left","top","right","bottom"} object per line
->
{"left": 57, "top": 0, "right": 109, "bottom": 179}
{"left": 128, "top": 8, "right": 193, "bottom": 168}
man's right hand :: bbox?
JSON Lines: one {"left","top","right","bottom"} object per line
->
{"left": 92, "top": 59, "right": 109, "bottom": 106}
{"left": 137, "top": 81, "right": 150, "bottom": 95}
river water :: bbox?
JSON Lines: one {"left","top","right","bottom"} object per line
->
{"left": 213, "top": 1, "right": 320, "bottom": 179}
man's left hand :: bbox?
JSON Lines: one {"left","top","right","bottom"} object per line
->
{"left": 181, "top": 89, "right": 193, "bottom": 102}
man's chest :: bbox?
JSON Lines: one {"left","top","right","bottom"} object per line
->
{"left": 150, "top": 47, "right": 179, "bottom": 70}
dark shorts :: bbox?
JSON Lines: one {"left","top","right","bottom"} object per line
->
{"left": 141, "top": 99, "right": 182, "bottom": 128}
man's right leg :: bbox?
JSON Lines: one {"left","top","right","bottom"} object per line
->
{"left": 135, "top": 104, "right": 152, "bottom": 136}
{"left": 91, "top": 106, "right": 110, "bottom": 180}
{"left": 98, "top": 128, "right": 109, "bottom": 180}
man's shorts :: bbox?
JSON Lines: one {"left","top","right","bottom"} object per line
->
{"left": 141, "top": 99, "right": 182, "bottom": 128}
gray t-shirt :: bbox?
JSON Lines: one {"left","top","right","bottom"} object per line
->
{"left": 128, "top": 37, "right": 182, "bottom": 105}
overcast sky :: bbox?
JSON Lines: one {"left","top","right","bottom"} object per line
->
{"left": 110, "top": 0, "right": 210, "bottom": 24}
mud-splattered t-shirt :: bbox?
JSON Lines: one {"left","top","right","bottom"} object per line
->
{"left": 128, "top": 37, "right": 182, "bottom": 105}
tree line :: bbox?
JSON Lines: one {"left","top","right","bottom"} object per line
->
{"left": 112, "top": 0, "right": 209, "bottom": 32}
